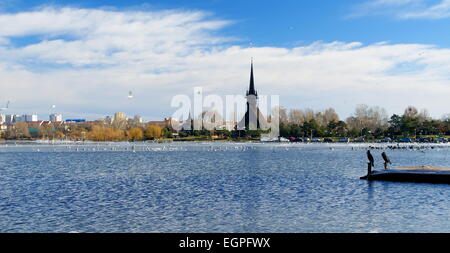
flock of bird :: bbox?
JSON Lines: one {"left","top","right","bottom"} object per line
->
{"left": 0, "top": 143, "right": 260, "bottom": 153}
{"left": 353, "top": 145, "right": 446, "bottom": 151}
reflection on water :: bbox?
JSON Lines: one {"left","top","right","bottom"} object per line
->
{"left": 0, "top": 142, "right": 449, "bottom": 232}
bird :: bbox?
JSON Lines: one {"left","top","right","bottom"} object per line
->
{"left": 367, "top": 150, "right": 374, "bottom": 168}
{"left": 0, "top": 101, "right": 9, "bottom": 111}
{"left": 381, "top": 152, "right": 391, "bottom": 169}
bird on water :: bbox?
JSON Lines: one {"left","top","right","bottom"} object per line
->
{"left": 367, "top": 150, "right": 375, "bottom": 168}
{"left": 381, "top": 152, "right": 391, "bottom": 169}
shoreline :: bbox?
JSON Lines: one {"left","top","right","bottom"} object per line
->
{"left": 1, "top": 139, "right": 450, "bottom": 147}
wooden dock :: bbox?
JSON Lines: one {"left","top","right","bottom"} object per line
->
{"left": 360, "top": 166, "right": 450, "bottom": 184}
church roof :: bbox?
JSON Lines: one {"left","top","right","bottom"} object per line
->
{"left": 247, "top": 59, "right": 257, "bottom": 97}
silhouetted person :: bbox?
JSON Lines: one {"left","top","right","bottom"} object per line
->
{"left": 367, "top": 150, "right": 374, "bottom": 169}
{"left": 382, "top": 152, "right": 391, "bottom": 170}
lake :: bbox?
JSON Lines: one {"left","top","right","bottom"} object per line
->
{"left": 0, "top": 142, "right": 450, "bottom": 232}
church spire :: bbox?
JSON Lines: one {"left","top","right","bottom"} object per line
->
{"left": 247, "top": 58, "right": 257, "bottom": 97}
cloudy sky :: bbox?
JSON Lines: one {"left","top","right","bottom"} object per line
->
{"left": 1, "top": 0, "right": 450, "bottom": 121}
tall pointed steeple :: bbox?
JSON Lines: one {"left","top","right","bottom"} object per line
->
{"left": 247, "top": 58, "right": 257, "bottom": 97}
{"left": 238, "top": 59, "right": 268, "bottom": 131}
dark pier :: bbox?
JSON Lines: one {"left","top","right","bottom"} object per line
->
{"left": 361, "top": 166, "right": 450, "bottom": 184}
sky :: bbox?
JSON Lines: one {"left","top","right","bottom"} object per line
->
{"left": 1, "top": 0, "right": 450, "bottom": 121}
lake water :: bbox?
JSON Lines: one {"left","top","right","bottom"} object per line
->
{"left": 1, "top": 142, "right": 450, "bottom": 233}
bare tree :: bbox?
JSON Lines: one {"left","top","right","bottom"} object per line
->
{"left": 442, "top": 114, "right": 450, "bottom": 121}
{"left": 278, "top": 106, "right": 289, "bottom": 124}
{"left": 403, "top": 106, "right": 418, "bottom": 118}
{"left": 304, "top": 108, "right": 315, "bottom": 122}
{"left": 289, "top": 109, "right": 305, "bottom": 125}
{"left": 346, "top": 104, "right": 388, "bottom": 132}
{"left": 322, "top": 108, "right": 340, "bottom": 125}
{"left": 417, "top": 108, "right": 431, "bottom": 122}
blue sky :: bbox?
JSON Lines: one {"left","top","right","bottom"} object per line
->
{"left": 1, "top": 0, "right": 450, "bottom": 120}
{"left": 4, "top": 0, "right": 450, "bottom": 48}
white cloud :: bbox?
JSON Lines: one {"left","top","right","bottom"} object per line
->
{"left": 0, "top": 7, "right": 450, "bottom": 121}
{"left": 368, "top": 0, "right": 422, "bottom": 7}
{"left": 0, "top": 7, "right": 232, "bottom": 67}
{"left": 401, "top": 0, "right": 450, "bottom": 19}
{"left": 348, "top": 0, "right": 450, "bottom": 19}
{"left": 346, "top": 0, "right": 424, "bottom": 18}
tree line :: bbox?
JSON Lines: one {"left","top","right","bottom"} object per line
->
{"left": 1, "top": 104, "right": 449, "bottom": 141}
{"left": 278, "top": 105, "right": 450, "bottom": 139}
{"left": 0, "top": 122, "right": 172, "bottom": 141}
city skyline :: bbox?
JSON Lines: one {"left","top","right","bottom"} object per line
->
{"left": 1, "top": 0, "right": 450, "bottom": 120}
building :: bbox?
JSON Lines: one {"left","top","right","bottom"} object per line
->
{"left": 3, "top": 114, "right": 40, "bottom": 124}
{"left": 148, "top": 117, "right": 177, "bottom": 129}
{"left": 130, "top": 115, "right": 143, "bottom": 124}
{"left": 218, "top": 121, "right": 238, "bottom": 131}
{"left": 237, "top": 60, "right": 268, "bottom": 131}
{"left": 180, "top": 112, "right": 193, "bottom": 131}
{"left": 113, "top": 112, "right": 127, "bottom": 123}
{"left": 112, "top": 112, "right": 127, "bottom": 129}
{"left": 14, "top": 114, "right": 38, "bottom": 122}
{"left": 65, "top": 119, "right": 86, "bottom": 123}
{"left": 25, "top": 114, "right": 38, "bottom": 122}
{"left": 104, "top": 116, "right": 113, "bottom": 124}
{"left": 5, "top": 114, "right": 19, "bottom": 124}
{"left": 0, "top": 114, "right": 5, "bottom": 124}
{"left": 15, "top": 115, "right": 25, "bottom": 122}
{"left": 27, "top": 120, "right": 52, "bottom": 128}
{"left": 49, "top": 113, "right": 63, "bottom": 122}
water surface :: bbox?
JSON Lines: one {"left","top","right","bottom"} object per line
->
{"left": 0, "top": 142, "right": 449, "bottom": 232}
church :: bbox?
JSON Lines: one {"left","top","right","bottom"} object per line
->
{"left": 237, "top": 60, "right": 269, "bottom": 131}
{"left": 177, "top": 60, "right": 269, "bottom": 133}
